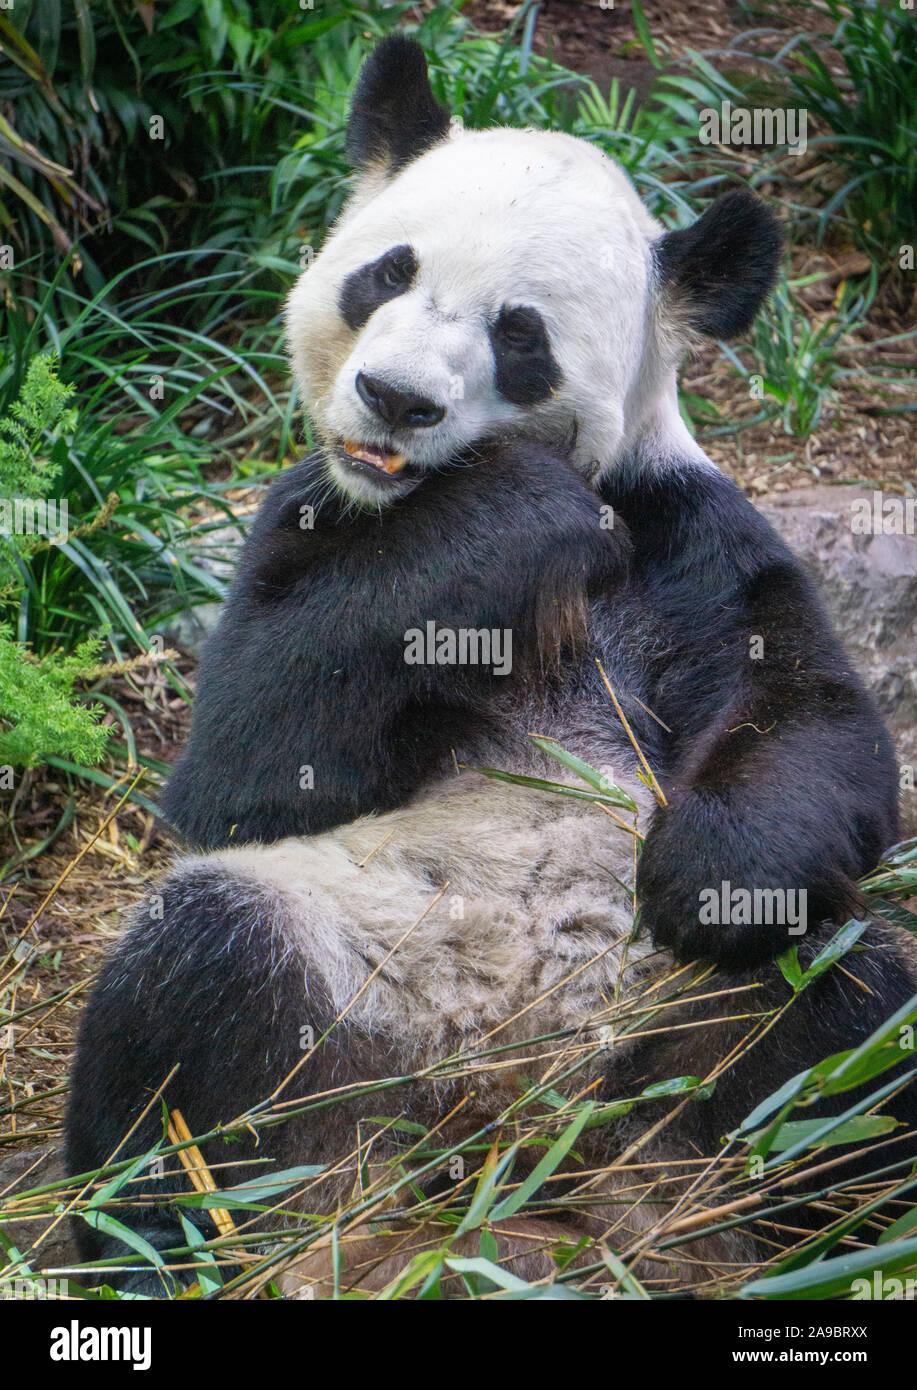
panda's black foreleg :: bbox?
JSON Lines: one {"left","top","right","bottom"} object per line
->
{"left": 604, "top": 460, "right": 899, "bottom": 966}
{"left": 162, "top": 440, "right": 626, "bottom": 851}
{"left": 636, "top": 558, "right": 898, "bottom": 964}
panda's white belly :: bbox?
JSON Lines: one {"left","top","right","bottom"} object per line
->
{"left": 201, "top": 769, "right": 657, "bottom": 1066}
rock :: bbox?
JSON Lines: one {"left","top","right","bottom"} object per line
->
{"left": 159, "top": 520, "right": 243, "bottom": 659}
{"left": 161, "top": 601, "right": 222, "bottom": 659}
{"left": 758, "top": 485, "right": 917, "bottom": 831}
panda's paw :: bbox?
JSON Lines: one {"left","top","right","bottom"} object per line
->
{"left": 638, "top": 882, "right": 798, "bottom": 968}
{"left": 636, "top": 799, "right": 857, "bottom": 968}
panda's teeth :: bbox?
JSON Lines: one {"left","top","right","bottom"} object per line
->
{"left": 343, "top": 440, "right": 407, "bottom": 475}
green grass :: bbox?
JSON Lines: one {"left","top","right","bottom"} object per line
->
{"left": 720, "top": 269, "right": 876, "bottom": 437}
{"left": 668, "top": 0, "right": 917, "bottom": 266}
{"left": 770, "top": 0, "right": 917, "bottom": 262}
{"left": 1, "top": 266, "right": 288, "bottom": 659}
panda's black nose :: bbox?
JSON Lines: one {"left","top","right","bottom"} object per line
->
{"left": 355, "top": 372, "right": 445, "bottom": 430}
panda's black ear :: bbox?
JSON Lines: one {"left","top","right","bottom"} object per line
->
{"left": 346, "top": 35, "right": 451, "bottom": 178}
{"left": 654, "top": 190, "right": 784, "bottom": 339}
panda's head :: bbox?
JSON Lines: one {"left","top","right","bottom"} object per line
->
{"left": 286, "top": 35, "right": 782, "bottom": 506}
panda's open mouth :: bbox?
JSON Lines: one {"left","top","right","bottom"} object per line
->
{"left": 338, "top": 439, "right": 421, "bottom": 488}
{"left": 344, "top": 439, "right": 407, "bottom": 475}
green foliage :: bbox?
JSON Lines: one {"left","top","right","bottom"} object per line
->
{"left": 0, "top": 282, "right": 268, "bottom": 662}
{"left": 0, "top": 352, "right": 74, "bottom": 500}
{"left": 720, "top": 271, "right": 876, "bottom": 437}
{"left": 0, "top": 359, "right": 110, "bottom": 765}
{"left": 0, "top": 352, "right": 75, "bottom": 612}
{"left": 1, "top": 0, "right": 377, "bottom": 292}
{"left": 859, "top": 837, "right": 917, "bottom": 906}
{"left": 774, "top": 0, "right": 917, "bottom": 259}
{"left": 673, "top": 0, "right": 917, "bottom": 265}
{"left": 0, "top": 631, "right": 107, "bottom": 767}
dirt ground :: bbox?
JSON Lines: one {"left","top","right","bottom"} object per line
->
{"left": 1, "top": 0, "right": 914, "bottom": 1166}
{"left": 463, "top": 0, "right": 836, "bottom": 87}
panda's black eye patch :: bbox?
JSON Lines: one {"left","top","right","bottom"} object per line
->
{"left": 490, "top": 304, "right": 561, "bottom": 406}
{"left": 495, "top": 306, "right": 543, "bottom": 351}
{"left": 339, "top": 245, "right": 417, "bottom": 330}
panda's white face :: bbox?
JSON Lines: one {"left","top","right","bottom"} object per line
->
{"left": 284, "top": 38, "right": 780, "bottom": 507}
{"left": 286, "top": 127, "right": 677, "bottom": 506}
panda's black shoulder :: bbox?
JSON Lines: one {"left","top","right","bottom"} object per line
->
{"left": 601, "top": 455, "right": 791, "bottom": 587}
{"left": 600, "top": 453, "right": 864, "bottom": 671}
{"left": 239, "top": 453, "right": 336, "bottom": 553}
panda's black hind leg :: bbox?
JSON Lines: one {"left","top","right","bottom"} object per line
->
{"left": 65, "top": 862, "right": 342, "bottom": 1294}
{"left": 607, "top": 918, "right": 917, "bottom": 1251}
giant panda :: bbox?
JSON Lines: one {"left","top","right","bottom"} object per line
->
{"left": 67, "top": 35, "right": 917, "bottom": 1297}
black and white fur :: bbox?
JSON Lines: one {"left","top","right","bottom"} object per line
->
{"left": 67, "top": 36, "right": 916, "bottom": 1293}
